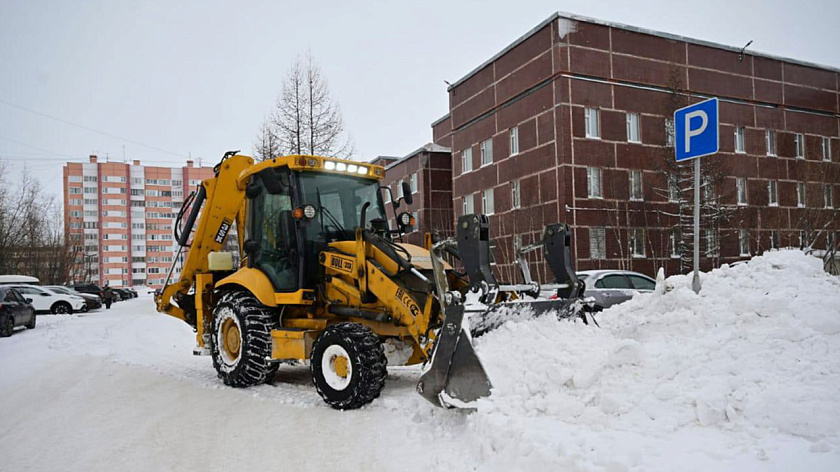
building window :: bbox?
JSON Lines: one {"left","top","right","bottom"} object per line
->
{"left": 397, "top": 179, "right": 404, "bottom": 199}
{"left": 795, "top": 134, "right": 804, "bottom": 159}
{"left": 736, "top": 178, "right": 748, "bottom": 205}
{"left": 509, "top": 127, "right": 519, "bottom": 155}
{"left": 461, "top": 148, "right": 472, "bottom": 174}
{"left": 704, "top": 177, "right": 715, "bottom": 201}
{"left": 584, "top": 108, "right": 600, "bottom": 139}
{"left": 734, "top": 127, "right": 746, "bottom": 154}
{"left": 462, "top": 195, "right": 474, "bottom": 215}
{"left": 626, "top": 113, "right": 640, "bottom": 143}
{"left": 410, "top": 173, "right": 418, "bottom": 194}
{"left": 590, "top": 227, "right": 606, "bottom": 259}
{"left": 411, "top": 212, "right": 419, "bottom": 233}
{"left": 383, "top": 186, "right": 391, "bottom": 204}
{"left": 629, "top": 170, "right": 643, "bottom": 201}
{"left": 668, "top": 175, "right": 679, "bottom": 202}
{"left": 705, "top": 230, "right": 719, "bottom": 257}
{"left": 511, "top": 180, "right": 521, "bottom": 209}
{"left": 665, "top": 118, "right": 675, "bottom": 147}
{"left": 587, "top": 167, "right": 602, "bottom": 199}
{"left": 670, "top": 229, "right": 680, "bottom": 258}
{"left": 480, "top": 139, "right": 493, "bottom": 167}
{"left": 739, "top": 229, "right": 750, "bottom": 256}
{"left": 797, "top": 182, "right": 806, "bottom": 208}
{"left": 482, "top": 188, "right": 494, "bottom": 215}
{"left": 826, "top": 184, "right": 834, "bottom": 209}
{"left": 823, "top": 137, "right": 832, "bottom": 162}
{"left": 766, "top": 130, "right": 776, "bottom": 156}
{"left": 768, "top": 181, "right": 778, "bottom": 207}
{"left": 68, "top": 187, "right": 82, "bottom": 194}
{"left": 770, "top": 230, "right": 779, "bottom": 250}
{"left": 630, "top": 228, "right": 645, "bottom": 257}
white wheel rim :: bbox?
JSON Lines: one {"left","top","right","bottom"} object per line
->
{"left": 321, "top": 345, "right": 352, "bottom": 391}
{"left": 215, "top": 307, "right": 242, "bottom": 372}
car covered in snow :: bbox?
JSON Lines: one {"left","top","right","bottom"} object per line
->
{"left": 0, "top": 286, "right": 36, "bottom": 336}
{"left": 576, "top": 270, "right": 656, "bottom": 311}
{"left": 45, "top": 285, "right": 102, "bottom": 311}
{"left": 6, "top": 284, "right": 86, "bottom": 314}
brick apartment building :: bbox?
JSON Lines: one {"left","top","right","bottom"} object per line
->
{"left": 63, "top": 155, "right": 214, "bottom": 288}
{"left": 372, "top": 143, "right": 453, "bottom": 246}
{"left": 428, "top": 12, "right": 839, "bottom": 280}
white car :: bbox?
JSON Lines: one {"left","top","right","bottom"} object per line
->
{"left": 8, "top": 285, "right": 86, "bottom": 314}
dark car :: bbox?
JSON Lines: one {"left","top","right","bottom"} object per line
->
{"left": 0, "top": 286, "right": 36, "bottom": 336}
{"left": 46, "top": 286, "right": 102, "bottom": 311}
{"left": 68, "top": 283, "right": 105, "bottom": 301}
{"left": 113, "top": 288, "right": 133, "bottom": 301}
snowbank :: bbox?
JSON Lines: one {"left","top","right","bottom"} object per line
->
{"left": 468, "top": 249, "right": 840, "bottom": 470}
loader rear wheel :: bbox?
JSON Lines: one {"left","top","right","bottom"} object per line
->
{"left": 311, "top": 323, "right": 387, "bottom": 410}
{"left": 210, "top": 291, "right": 278, "bottom": 388}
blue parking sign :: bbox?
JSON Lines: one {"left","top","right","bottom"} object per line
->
{"left": 674, "top": 98, "right": 719, "bottom": 162}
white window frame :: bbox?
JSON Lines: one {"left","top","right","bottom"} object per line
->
{"left": 823, "top": 137, "right": 832, "bottom": 162}
{"left": 670, "top": 229, "right": 680, "bottom": 258}
{"left": 665, "top": 118, "right": 675, "bottom": 147}
{"left": 482, "top": 188, "right": 495, "bottom": 215}
{"left": 587, "top": 167, "right": 602, "bottom": 199}
{"left": 768, "top": 180, "right": 778, "bottom": 207}
{"left": 734, "top": 127, "right": 746, "bottom": 154}
{"left": 511, "top": 180, "right": 521, "bottom": 209}
{"left": 629, "top": 170, "right": 643, "bottom": 201}
{"left": 630, "top": 228, "right": 645, "bottom": 258}
{"left": 461, "top": 147, "right": 472, "bottom": 174}
{"left": 825, "top": 184, "right": 834, "bottom": 209}
{"left": 626, "top": 113, "right": 640, "bottom": 143}
{"left": 769, "top": 230, "right": 779, "bottom": 250}
{"left": 397, "top": 179, "right": 404, "bottom": 199}
{"left": 480, "top": 139, "right": 493, "bottom": 167}
{"left": 462, "top": 195, "right": 474, "bottom": 215}
{"left": 795, "top": 133, "right": 805, "bottom": 159}
{"left": 509, "top": 127, "right": 519, "bottom": 156}
{"left": 797, "top": 182, "right": 806, "bottom": 208}
{"left": 410, "top": 173, "right": 418, "bottom": 194}
{"left": 739, "top": 229, "right": 750, "bottom": 256}
{"left": 705, "top": 229, "right": 719, "bottom": 258}
{"left": 736, "top": 178, "right": 747, "bottom": 206}
{"left": 589, "top": 227, "right": 606, "bottom": 260}
{"left": 584, "top": 108, "right": 600, "bottom": 139}
{"left": 668, "top": 175, "right": 679, "bottom": 203}
{"left": 766, "top": 130, "right": 776, "bottom": 156}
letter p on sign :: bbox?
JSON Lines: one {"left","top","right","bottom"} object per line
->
{"left": 674, "top": 98, "right": 719, "bottom": 162}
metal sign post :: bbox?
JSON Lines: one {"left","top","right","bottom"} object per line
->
{"left": 674, "top": 98, "right": 719, "bottom": 294}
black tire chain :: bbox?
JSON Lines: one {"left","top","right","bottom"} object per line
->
{"left": 311, "top": 322, "right": 387, "bottom": 410}
{"left": 211, "top": 291, "right": 278, "bottom": 387}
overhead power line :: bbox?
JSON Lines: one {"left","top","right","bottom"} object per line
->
{"left": 0, "top": 97, "right": 189, "bottom": 159}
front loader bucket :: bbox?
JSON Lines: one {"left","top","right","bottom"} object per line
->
{"left": 467, "top": 297, "right": 586, "bottom": 338}
{"left": 417, "top": 304, "right": 492, "bottom": 408}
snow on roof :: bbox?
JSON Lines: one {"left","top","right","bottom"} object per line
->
{"left": 383, "top": 142, "right": 452, "bottom": 171}
{"left": 0, "top": 275, "right": 40, "bottom": 284}
{"left": 448, "top": 11, "right": 840, "bottom": 92}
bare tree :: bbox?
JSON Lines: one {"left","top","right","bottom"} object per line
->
{"left": 261, "top": 52, "right": 353, "bottom": 160}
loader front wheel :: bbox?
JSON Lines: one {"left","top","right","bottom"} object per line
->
{"left": 210, "top": 291, "right": 277, "bottom": 388}
{"left": 311, "top": 323, "right": 387, "bottom": 410}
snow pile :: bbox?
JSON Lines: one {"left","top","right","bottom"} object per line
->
{"left": 468, "top": 249, "right": 840, "bottom": 470}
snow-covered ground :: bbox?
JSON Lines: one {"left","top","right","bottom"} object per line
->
{"left": 1, "top": 249, "right": 839, "bottom": 471}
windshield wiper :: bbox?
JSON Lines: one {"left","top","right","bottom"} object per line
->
{"left": 316, "top": 187, "right": 351, "bottom": 240}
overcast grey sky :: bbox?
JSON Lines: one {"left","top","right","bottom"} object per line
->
{"left": 1, "top": 0, "right": 838, "bottom": 199}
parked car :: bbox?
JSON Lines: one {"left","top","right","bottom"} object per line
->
{"left": 575, "top": 270, "right": 656, "bottom": 311}
{"left": 114, "top": 288, "right": 137, "bottom": 300}
{"left": 45, "top": 286, "right": 102, "bottom": 311}
{"left": 67, "top": 283, "right": 105, "bottom": 301}
{"left": 8, "top": 284, "right": 86, "bottom": 314}
{"left": 0, "top": 286, "right": 36, "bottom": 336}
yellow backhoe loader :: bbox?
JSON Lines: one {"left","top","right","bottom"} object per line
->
{"left": 155, "top": 151, "right": 586, "bottom": 409}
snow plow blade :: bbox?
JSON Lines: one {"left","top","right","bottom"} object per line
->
{"left": 417, "top": 304, "right": 492, "bottom": 408}
{"left": 467, "top": 297, "right": 586, "bottom": 338}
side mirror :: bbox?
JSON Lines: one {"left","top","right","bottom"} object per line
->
{"left": 25, "top": 298, "right": 33, "bottom": 303}
{"left": 401, "top": 181, "right": 413, "bottom": 205}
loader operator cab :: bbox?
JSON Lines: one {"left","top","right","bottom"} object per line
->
{"left": 244, "top": 165, "right": 389, "bottom": 292}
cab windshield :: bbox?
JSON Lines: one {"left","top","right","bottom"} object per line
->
{"left": 298, "top": 172, "right": 386, "bottom": 240}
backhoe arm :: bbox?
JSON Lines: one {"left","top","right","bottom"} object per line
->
{"left": 155, "top": 154, "right": 255, "bottom": 325}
